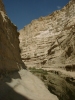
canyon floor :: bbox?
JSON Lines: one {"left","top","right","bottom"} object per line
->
{"left": 29, "top": 67, "right": 75, "bottom": 100}
{"left": 0, "top": 69, "right": 58, "bottom": 100}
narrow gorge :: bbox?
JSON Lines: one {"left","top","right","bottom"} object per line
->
{"left": 0, "top": 0, "right": 58, "bottom": 100}
{"left": 0, "top": 0, "right": 75, "bottom": 100}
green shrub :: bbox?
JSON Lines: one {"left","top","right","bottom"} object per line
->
{"left": 29, "top": 67, "right": 48, "bottom": 75}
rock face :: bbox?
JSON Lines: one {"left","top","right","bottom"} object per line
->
{"left": 19, "top": 0, "right": 75, "bottom": 69}
{"left": 0, "top": 0, "right": 25, "bottom": 73}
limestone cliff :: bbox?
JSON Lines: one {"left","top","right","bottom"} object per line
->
{"left": 0, "top": 0, "right": 25, "bottom": 74}
{"left": 19, "top": 0, "right": 75, "bottom": 69}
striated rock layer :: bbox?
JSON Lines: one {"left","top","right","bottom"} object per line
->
{"left": 19, "top": 0, "right": 75, "bottom": 69}
{"left": 0, "top": 0, "right": 25, "bottom": 73}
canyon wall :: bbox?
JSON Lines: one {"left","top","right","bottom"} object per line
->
{"left": 0, "top": 0, "right": 25, "bottom": 74}
{"left": 19, "top": 0, "right": 75, "bottom": 69}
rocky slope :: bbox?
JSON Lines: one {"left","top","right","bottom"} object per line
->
{"left": 29, "top": 68, "right": 75, "bottom": 100}
{"left": 19, "top": 0, "right": 75, "bottom": 70}
{"left": 0, "top": 69, "right": 58, "bottom": 100}
{"left": 0, "top": 0, "right": 26, "bottom": 73}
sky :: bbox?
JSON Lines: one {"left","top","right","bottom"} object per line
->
{"left": 3, "top": 0, "right": 70, "bottom": 30}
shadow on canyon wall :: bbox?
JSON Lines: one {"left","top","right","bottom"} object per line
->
{"left": 0, "top": 71, "right": 30, "bottom": 100}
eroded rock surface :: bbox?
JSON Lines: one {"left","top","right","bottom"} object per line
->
{"left": 19, "top": 0, "right": 75, "bottom": 69}
{"left": 0, "top": 0, "right": 25, "bottom": 73}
